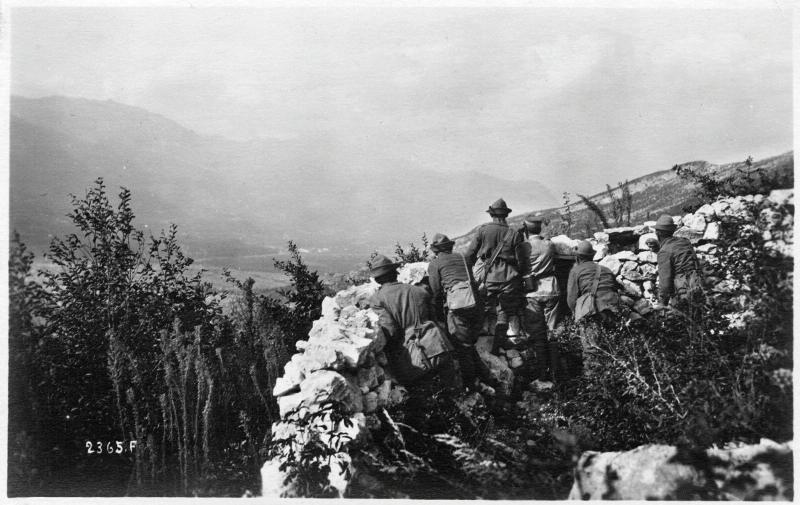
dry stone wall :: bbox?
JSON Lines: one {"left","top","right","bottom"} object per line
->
{"left": 550, "top": 189, "right": 793, "bottom": 318}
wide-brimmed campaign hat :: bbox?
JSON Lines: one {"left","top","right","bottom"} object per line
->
{"left": 524, "top": 214, "right": 544, "bottom": 228}
{"left": 369, "top": 254, "right": 401, "bottom": 278}
{"left": 486, "top": 198, "right": 512, "bottom": 215}
{"left": 430, "top": 233, "right": 455, "bottom": 252}
{"left": 574, "top": 240, "right": 595, "bottom": 258}
{"left": 654, "top": 214, "right": 678, "bottom": 232}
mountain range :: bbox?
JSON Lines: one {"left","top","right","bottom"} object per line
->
{"left": 10, "top": 95, "right": 558, "bottom": 268}
{"left": 10, "top": 95, "right": 793, "bottom": 276}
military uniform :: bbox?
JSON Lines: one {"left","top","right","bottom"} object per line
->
{"left": 567, "top": 243, "right": 622, "bottom": 377}
{"left": 657, "top": 236, "right": 703, "bottom": 306}
{"left": 427, "top": 243, "right": 487, "bottom": 386}
{"left": 518, "top": 230, "right": 561, "bottom": 378}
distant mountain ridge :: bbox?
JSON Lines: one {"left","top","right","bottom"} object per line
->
{"left": 10, "top": 95, "right": 559, "bottom": 262}
{"left": 455, "top": 151, "right": 794, "bottom": 250}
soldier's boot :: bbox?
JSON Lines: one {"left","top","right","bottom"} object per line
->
{"left": 492, "top": 323, "right": 509, "bottom": 354}
{"left": 532, "top": 336, "right": 549, "bottom": 380}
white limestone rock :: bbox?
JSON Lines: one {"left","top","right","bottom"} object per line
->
{"left": 618, "top": 278, "right": 642, "bottom": 297}
{"left": 611, "top": 250, "right": 638, "bottom": 262}
{"left": 397, "top": 262, "right": 430, "bottom": 285}
{"left": 321, "top": 296, "right": 341, "bottom": 321}
{"left": 551, "top": 235, "right": 580, "bottom": 256}
{"left": 599, "top": 256, "right": 623, "bottom": 275}
{"left": 695, "top": 203, "right": 715, "bottom": 219}
{"left": 299, "top": 370, "right": 363, "bottom": 413}
{"left": 638, "top": 233, "right": 658, "bottom": 251}
{"left": 702, "top": 222, "right": 720, "bottom": 241}
{"left": 334, "top": 280, "right": 380, "bottom": 309}
{"left": 767, "top": 189, "right": 794, "bottom": 207}
{"left": 637, "top": 251, "right": 658, "bottom": 264}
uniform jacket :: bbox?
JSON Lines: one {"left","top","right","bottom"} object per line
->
{"left": 567, "top": 261, "right": 619, "bottom": 313}
{"left": 464, "top": 221, "right": 524, "bottom": 283}
{"left": 427, "top": 251, "right": 474, "bottom": 319}
{"left": 657, "top": 236, "right": 701, "bottom": 304}
{"left": 369, "top": 282, "right": 434, "bottom": 344}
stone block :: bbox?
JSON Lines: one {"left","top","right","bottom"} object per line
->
{"left": 278, "top": 393, "right": 304, "bottom": 418}
{"left": 397, "top": 262, "right": 430, "bottom": 285}
{"left": 618, "top": 278, "right": 642, "bottom": 297}
{"left": 638, "top": 232, "right": 658, "bottom": 251}
{"left": 633, "top": 298, "right": 653, "bottom": 315}
{"left": 599, "top": 256, "right": 623, "bottom": 275}
{"left": 767, "top": 189, "right": 794, "bottom": 207}
{"left": 695, "top": 203, "right": 715, "bottom": 219}
{"left": 611, "top": 250, "right": 638, "bottom": 262}
{"left": 674, "top": 227, "right": 704, "bottom": 244}
{"left": 638, "top": 263, "right": 657, "bottom": 280}
{"left": 703, "top": 222, "right": 720, "bottom": 241}
{"left": 300, "top": 370, "right": 363, "bottom": 413}
{"left": 637, "top": 251, "right": 658, "bottom": 263}
{"left": 593, "top": 242, "right": 609, "bottom": 261}
{"left": 335, "top": 281, "right": 380, "bottom": 309}
{"left": 551, "top": 235, "right": 580, "bottom": 256}
{"left": 363, "top": 391, "right": 378, "bottom": 413}
{"left": 321, "top": 296, "right": 341, "bottom": 321}
{"left": 683, "top": 214, "right": 707, "bottom": 233}
{"left": 620, "top": 261, "right": 644, "bottom": 281}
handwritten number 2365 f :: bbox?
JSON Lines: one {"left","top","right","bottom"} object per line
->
{"left": 85, "top": 441, "right": 138, "bottom": 454}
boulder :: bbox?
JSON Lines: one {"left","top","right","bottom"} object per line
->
{"left": 637, "top": 251, "right": 658, "bottom": 264}
{"left": 611, "top": 250, "right": 638, "bottom": 262}
{"left": 695, "top": 203, "right": 715, "bottom": 219}
{"left": 321, "top": 296, "right": 341, "bottom": 321}
{"left": 702, "top": 221, "right": 720, "bottom": 241}
{"left": 397, "top": 262, "right": 429, "bottom": 285}
{"left": 695, "top": 243, "right": 717, "bottom": 255}
{"left": 477, "top": 350, "right": 515, "bottom": 397}
{"left": 619, "top": 295, "right": 635, "bottom": 307}
{"left": 593, "top": 231, "right": 609, "bottom": 243}
{"left": 674, "top": 227, "right": 704, "bottom": 243}
{"left": 335, "top": 281, "right": 380, "bottom": 309}
{"left": 637, "top": 232, "right": 658, "bottom": 251}
{"left": 767, "top": 188, "right": 794, "bottom": 206}
{"left": 620, "top": 261, "right": 644, "bottom": 281}
{"left": 682, "top": 213, "right": 707, "bottom": 233}
{"left": 551, "top": 235, "right": 580, "bottom": 256}
{"left": 592, "top": 242, "right": 609, "bottom": 261}
{"left": 638, "top": 263, "right": 657, "bottom": 280}
{"left": 375, "top": 379, "right": 392, "bottom": 407}
{"left": 299, "top": 370, "right": 363, "bottom": 413}
{"left": 278, "top": 392, "right": 304, "bottom": 418}
{"left": 618, "top": 278, "right": 642, "bottom": 297}
{"left": 599, "top": 256, "right": 623, "bottom": 275}
{"left": 569, "top": 440, "right": 793, "bottom": 500}
{"left": 711, "top": 199, "right": 731, "bottom": 216}
{"left": 261, "top": 459, "right": 288, "bottom": 497}
{"left": 643, "top": 220, "right": 657, "bottom": 229}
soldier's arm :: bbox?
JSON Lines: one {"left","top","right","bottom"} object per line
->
{"left": 427, "top": 262, "right": 445, "bottom": 321}
{"left": 370, "top": 295, "right": 401, "bottom": 342}
{"left": 657, "top": 248, "right": 674, "bottom": 305}
{"left": 567, "top": 267, "right": 579, "bottom": 313}
{"left": 517, "top": 240, "right": 532, "bottom": 277}
{"left": 464, "top": 227, "right": 482, "bottom": 264}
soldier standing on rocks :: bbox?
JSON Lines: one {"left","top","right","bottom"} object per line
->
{"left": 426, "top": 233, "right": 493, "bottom": 390}
{"left": 518, "top": 215, "right": 562, "bottom": 381}
{"left": 648, "top": 214, "right": 704, "bottom": 310}
{"left": 368, "top": 254, "right": 460, "bottom": 391}
{"left": 567, "top": 241, "right": 622, "bottom": 377}
{"left": 465, "top": 198, "right": 525, "bottom": 353}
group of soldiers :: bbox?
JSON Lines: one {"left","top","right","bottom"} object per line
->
{"left": 366, "top": 198, "right": 703, "bottom": 395}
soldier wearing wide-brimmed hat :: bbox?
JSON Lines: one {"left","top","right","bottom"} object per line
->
{"left": 464, "top": 198, "right": 526, "bottom": 353}
{"left": 427, "top": 233, "right": 493, "bottom": 389}
{"left": 566, "top": 240, "right": 622, "bottom": 377}
{"left": 651, "top": 214, "right": 704, "bottom": 309}
{"left": 518, "top": 214, "right": 561, "bottom": 381}
{"left": 368, "top": 254, "right": 459, "bottom": 389}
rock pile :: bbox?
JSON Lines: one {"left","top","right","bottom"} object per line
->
{"left": 262, "top": 265, "right": 425, "bottom": 497}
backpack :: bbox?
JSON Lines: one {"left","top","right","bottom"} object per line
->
{"left": 398, "top": 321, "right": 454, "bottom": 383}
{"left": 446, "top": 254, "right": 478, "bottom": 313}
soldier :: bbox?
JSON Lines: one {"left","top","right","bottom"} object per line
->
{"left": 567, "top": 241, "right": 622, "bottom": 376}
{"left": 465, "top": 198, "right": 525, "bottom": 353}
{"left": 649, "top": 214, "right": 704, "bottom": 309}
{"left": 427, "top": 233, "right": 489, "bottom": 388}
{"left": 518, "top": 215, "right": 561, "bottom": 380}
{"left": 368, "top": 254, "right": 459, "bottom": 390}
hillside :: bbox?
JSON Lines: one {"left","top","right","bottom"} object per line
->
{"left": 10, "top": 95, "right": 558, "bottom": 270}
{"left": 454, "top": 151, "right": 794, "bottom": 250}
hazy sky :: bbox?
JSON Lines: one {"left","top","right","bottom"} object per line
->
{"left": 10, "top": 5, "right": 793, "bottom": 198}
